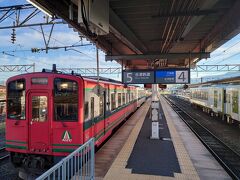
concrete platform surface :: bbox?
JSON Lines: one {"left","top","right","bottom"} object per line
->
{"left": 95, "top": 97, "right": 231, "bottom": 180}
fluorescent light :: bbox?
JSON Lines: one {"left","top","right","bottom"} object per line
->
{"left": 192, "top": 58, "right": 199, "bottom": 63}
{"left": 27, "top": 0, "right": 53, "bottom": 17}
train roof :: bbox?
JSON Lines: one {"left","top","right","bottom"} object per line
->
{"left": 190, "top": 84, "right": 240, "bottom": 90}
{"left": 82, "top": 76, "right": 121, "bottom": 84}
{"left": 7, "top": 71, "right": 138, "bottom": 88}
{"left": 189, "top": 76, "right": 240, "bottom": 88}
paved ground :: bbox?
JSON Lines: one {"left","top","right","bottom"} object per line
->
{"left": 126, "top": 100, "right": 181, "bottom": 177}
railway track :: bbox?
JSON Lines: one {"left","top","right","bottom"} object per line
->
{"left": 0, "top": 147, "right": 9, "bottom": 161}
{"left": 163, "top": 95, "right": 240, "bottom": 180}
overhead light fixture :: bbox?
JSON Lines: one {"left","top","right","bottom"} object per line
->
{"left": 27, "top": 0, "right": 53, "bottom": 17}
{"left": 192, "top": 58, "right": 199, "bottom": 63}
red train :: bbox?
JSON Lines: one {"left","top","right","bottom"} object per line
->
{"left": 6, "top": 68, "right": 147, "bottom": 175}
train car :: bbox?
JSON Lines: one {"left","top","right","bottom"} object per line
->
{"left": 225, "top": 85, "right": 240, "bottom": 122}
{"left": 190, "top": 84, "right": 240, "bottom": 123}
{"left": 190, "top": 87, "right": 211, "bottom": 109}
{"left": 210, "top": 86, "right": 225, "bottom": 115}
{"left": 6, "top": 70, "right": 147, "bottom": 176}
{"left": 136, "top": 87, "right": 146, "bottom": 107}
{"left": 190, "top": 85, "right": 226, "bottom": 115}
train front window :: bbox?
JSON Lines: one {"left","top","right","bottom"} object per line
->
{"left": 54, "top": 78, "right": 78, "bottom": 121}
{"left": 7, "top": 79, "right": 25, "bottom": 120}
{"left": 32, "top": 96, "right": 48, "bottom": 122}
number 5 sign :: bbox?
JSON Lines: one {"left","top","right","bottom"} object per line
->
{"left": 126, "top": 72, "right": 133, "bottom": 83}
{"left": 175, "top": 70, "right": 189, "bottom": 83}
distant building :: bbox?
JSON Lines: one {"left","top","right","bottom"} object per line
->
{"left": 0, "top": 85, "right": 6, "bottom": 99}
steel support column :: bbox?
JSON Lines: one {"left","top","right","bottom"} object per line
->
{"left": 150, "top": 84, "right": 159, "bottom": 139}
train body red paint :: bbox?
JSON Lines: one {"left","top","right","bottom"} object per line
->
{"left": 5, "top": 71, "right": 147, "bottom": 174}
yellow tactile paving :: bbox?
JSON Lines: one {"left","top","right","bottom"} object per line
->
{"left": 103, "top": 97, "right": 200, "bottom": 180}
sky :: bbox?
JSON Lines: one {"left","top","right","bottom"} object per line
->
{"left": 0, "top": 0, "right": 121, "bottom": 83}
{"left": 0, "top": 0, "right": 240, "bottom": 84}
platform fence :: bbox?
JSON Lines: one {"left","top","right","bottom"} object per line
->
{"left": 36, "top": 138, "right": 95, "bottom": 180}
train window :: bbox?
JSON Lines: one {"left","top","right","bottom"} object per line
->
{"left": 226, "top": 94, "right": 230, "bottom": 103}
{"left": 111, "top": 93, "right": 116, "bottom": 110}
{"left": 223, "top": 90, "right": 226, "bottom": 103}
{"left": 122, "top": 93, "right": 125, "bottom": 104}
{"left": 232, "top": 91, "right": 238, "bottom": 114}
{"left": 118, "top": 93, "right": 122, "bottom": 107}
{"left": 31, "top": 96, "right": 48, "bottom": 122}
{"left": 125, "top": 93, "right": 128, "bottom": 103}
{"left": 214, "top": 90, "right": 218, "bottom": 108}
{"left": 54, "top": 78, "right": 78, "bottom": 121}
{"left": 7, "top": 79, "right": 25, "bottom": 120}
{"left": 84, "top": 102, "right": 89, "bottom": 120}
{"left": 90, "top": 97, "right": 94, "bottom": 119}
{"left": 99, "top": 96, "right": 104, "bottom": 116}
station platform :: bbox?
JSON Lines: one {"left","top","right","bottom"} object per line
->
{"left": 95, "top": 96, "right": 231, "bottom": 180}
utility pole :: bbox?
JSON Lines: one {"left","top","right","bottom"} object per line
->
{"left": 96, "top": 44, "right": 100, "bottom": 95}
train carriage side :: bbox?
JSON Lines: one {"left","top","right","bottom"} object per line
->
{"left": 190, "top": 87, "right": 211, "bottom": 111}
{"left": 211, "top": 86, "right": 225, "bottom": 115}
{"left": 226, "top": 85, "right": 240, "bottom": 122}
{"left": 136, "top": 87, "right": 146, "bottom": 107}
{"left": 82, "top": 78, "right": 138, "bottom": 147}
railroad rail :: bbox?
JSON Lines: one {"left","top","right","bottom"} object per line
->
{"left": 0, "top": 147, "right": 9, "bottom": 161}
{"left": 163, "top": 95, "right": 240, "bottom": 180}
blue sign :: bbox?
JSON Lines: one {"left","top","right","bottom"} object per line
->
{"left": 122, "top": 68, "right": 190, "bottom": 84}
{"left": 155, "top": 69, "right": 189, "bottom": 84}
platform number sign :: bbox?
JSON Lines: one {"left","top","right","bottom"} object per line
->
{"left": 123, "top": 70, "right": 154, "bottom": 84}
{"left": 155, "top": 68, "right": 190, "bottom": 84}
{"left": 176, "top": 70, "right": 189, "bottom": 83}
{"left": 123, "top": 69, "right": 189, "bottom": 84}
{"left": 126, "top": 72, "right": 133, "bottom": 83}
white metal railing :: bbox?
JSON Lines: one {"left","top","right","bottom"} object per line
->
{"left": 36, "top": 138, "right": 95, "bottom": 180}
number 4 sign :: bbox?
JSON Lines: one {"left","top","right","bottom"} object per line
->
{"left": 175, "top": 70, "right": 189, "bottom": 83}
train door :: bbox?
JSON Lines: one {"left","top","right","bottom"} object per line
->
{"left": 28, "top": 92, "right": 50, "bottom": 151}
{"left": 232, "top": 90, "right": 239, "bottom": 120}
{"left": 97, "top": 90, "right": 107, "bottom": 136}
{"left": 90, "top": 97, "right": 96, "bottom": 137}
{"left": 105, "top": 85, "right": 110, "bottom": 131}
{"left": 103, "top": 91, "right": 107, "bottom": 134}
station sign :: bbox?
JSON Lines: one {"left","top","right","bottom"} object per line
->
{"left": 123, "top": 70, "right": 154, "bottom": 84}
{"left": 122, "top": 68, "right": 190, "bottom": 84}
{"left": 155, "top": 69, "right": 190, "bottom": 84}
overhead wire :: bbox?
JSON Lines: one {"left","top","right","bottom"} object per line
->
{"left": 2, "top": 9, "right": 96, "bottom": 60}
{"left": 1, "top": 51, "right": 51, "bottom": 66}
{"left": 206, "top": 38, "right": 240, "bottom": 64}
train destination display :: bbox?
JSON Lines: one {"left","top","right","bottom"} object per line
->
{"left": 123, "top": 68, "right": 190, "bottom": 84}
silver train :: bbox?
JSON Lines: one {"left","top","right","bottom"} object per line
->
{"left": 189, "top": 85, "right": 240, "bottom": 123}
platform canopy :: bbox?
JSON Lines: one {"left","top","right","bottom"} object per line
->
{"left": 29, "top": 0, "right": 240, "bottom": 69}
